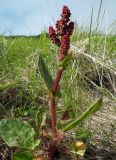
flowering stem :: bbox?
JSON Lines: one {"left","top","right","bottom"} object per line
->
{"left": 50, "top": 68, "right": 63, "bottom": 144}
{"left": 53, "top": 68, "right": 63, "bottom": 96}
{"left": 48, "top": 5, "right": 74, "bottom": 154}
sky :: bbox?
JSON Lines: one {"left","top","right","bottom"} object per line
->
{"left": 0, "top": 0, "right": 116, "bottom": 35}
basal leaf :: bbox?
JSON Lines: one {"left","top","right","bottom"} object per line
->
{"left": 0, "top": 118, "right": 40, "bottom": 150}
{"left": 12, "top": 150, "right": 35, "bottom": 160}
{"left": 62, "top": 98, "right": 102, "bottom": 131}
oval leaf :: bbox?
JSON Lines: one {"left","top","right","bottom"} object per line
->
{"left": 12, "top": 150, "right": 35, "bottom": 160}
{"left": 0, "top": 118, "right": 40, "bottom": 150}
{"left": 62, "top": 98, "right": 102, "bottom": 131}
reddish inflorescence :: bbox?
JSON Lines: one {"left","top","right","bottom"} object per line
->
{"left": 48, "top": 5, "right": 74, "bottom": 61}
{"left": 48, "top": 26, "right": 60, "bottom": 46}
{"left": 60, "top": 35, "right": 70, "bottom": 61}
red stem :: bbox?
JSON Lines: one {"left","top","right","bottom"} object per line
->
{"left": 53, "top": 69, "right": 63, "bottom": 96}
{"left": 50, "top": 68, "right": 63, "bottom": 144}
{"left": 50, "top": 96, "right": 57, "bottom": 144}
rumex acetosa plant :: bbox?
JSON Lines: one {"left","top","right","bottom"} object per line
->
{"left": 0, "top": 6, "right": 102, "bottom": 160}
{"left": 48, "top": 5, "right": 74, "bottom": 144}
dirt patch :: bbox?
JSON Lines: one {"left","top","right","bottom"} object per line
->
{"left": 89, "top": 96, "right": 116, "bottom": 144}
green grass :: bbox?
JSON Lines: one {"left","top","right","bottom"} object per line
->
{"left": 0, "top": 26, "right": 116, "bottom": 160}
{"left": 0, "top": 30, "right": 115, "bottom": 112}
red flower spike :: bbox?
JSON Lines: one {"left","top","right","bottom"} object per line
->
{"left": 60, "top": 35, "right": 70, "bottom": 56}
{"left": 48, "top": 26, "right": 55, "bottom": 36}
{"left": 61, "top": 6, "right": 71, "bottom": 23}
{"left": 56, "top": 19, "right": 67, "bottom": 36}
{"left": 66, "top": 21, "right": 74, "bottom": 36}
{"left": 48, "top": 6, "right": 74, "bottom": 61}
{"left": 48, "top": 26, "right": 60, "bottom": 46}
{"left": 56, "top": 20, "right": 62, "bottom": 35}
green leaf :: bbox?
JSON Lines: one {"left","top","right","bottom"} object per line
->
{"left": 58, "top": 54, "right": 72, "bottom": 67}
{"left": 38, "top": 55, "right": 53, "bottom": 92}
{"left": 12, "top": 150, "right": 35, "bottom": 160}
{"left": 58, "top": 119, "right": 73, "bottom": 130}
{"left": 0, "top": 118, "right": 40, "bottom": 150}
{"left": 38, "top": 55, "right": 61, "bottom": 97}
{"left": 62, "top": 98, "right": 102, "bottom": 131}
{"left": 0, "top": 81, "right": 17, "bottom": 92}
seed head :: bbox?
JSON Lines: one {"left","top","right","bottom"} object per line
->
{"left": 48, "top": 26, "right": 60, "bottom": 46}
{"left": 61, "top": 5, "right": 71, "bottom": 23}
{"left": 56, "top": 19, "right": 67, "bottom": 36}
{"left": 59, "top": 35, "right": 70, "bottom": 60}
{"left": 48, "top": 6, "right": 74, "bottom": 61}
{"left": 66, "top": 21, "right": 74, "bottom": 36}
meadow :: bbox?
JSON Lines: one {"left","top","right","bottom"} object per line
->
{"left": 0, "top": 19, "right": 116, "bottom": 159}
